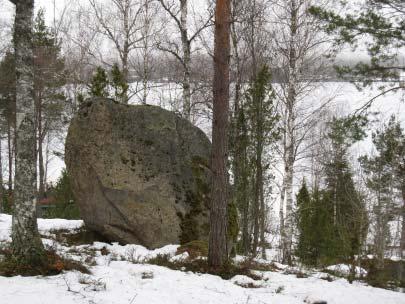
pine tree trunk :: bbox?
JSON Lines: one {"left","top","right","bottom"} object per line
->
{"left": 11, "top": 0, "right": 45, "bottom": 265}
{"left": 208, "top": 0, "right": 231, "bottom": 269}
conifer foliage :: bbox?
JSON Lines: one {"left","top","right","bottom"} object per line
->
{"left": 231, "top": 65, "right": 279, "bottom": 257}
{"left": 296, "top": 117, "right": 368, "bottom": 267}
{"left": 360, "top": 116, "right": 405, "bottom": 264}
{"left": 310, "top": 1, "right": 405, "bottom": 85}
{"left": 88, "top": 65, "right": 129, "bottom": 103}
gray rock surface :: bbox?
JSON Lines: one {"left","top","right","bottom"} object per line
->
{"left": 65, "top": 98, "right": 211, "bottom": 249}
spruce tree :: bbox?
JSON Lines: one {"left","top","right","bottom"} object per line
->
{"left": 298, "top": 117, "right": 369, "bottom": 267}
{"left": 244, "top": 65, "right": 279, "bottom": 257}
{"left": 311, "top": 189, "right": 335, "bottom": 265}
{"left": 231, "top": 102, "right": 250, "bottom": 255}
{"left": 323, "top": 117, "right": 368, "bottom": 265}
{"left": 296, "top": 179, "right": 315, "bottom": 264}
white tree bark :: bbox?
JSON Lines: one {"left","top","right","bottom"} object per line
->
{"left": 10, "top": 0, "right": 45, "bottom": 264}
{"left": 272, "top": 0, "right": 333, "bottom": 265}
{"left": 279, "top": 0, "right": 298, "bottom": 265}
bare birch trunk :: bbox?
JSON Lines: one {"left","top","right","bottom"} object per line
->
{"left": 208, "top": 0, "right": 231, "bottom": 269}
{"left": 282, "top": 0, "right": 298, "bottom": 265}
{"left": 11, "top": 0, "right": 45, "bottom": 264}
{"left": 279, "top": 177, "right": 286, "bottom": 258}
{"left": 121, "top": 0, "right": 130, "bottom": 104}
{"left": 141, "top": 0, "right": 150, "bottom": 105}
{"left": 180, "top": 0, "right": 192, "bottom": 120}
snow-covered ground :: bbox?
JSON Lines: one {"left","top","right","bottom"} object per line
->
{"left": 0, "top": 214, "right": 404, "bottom": 304}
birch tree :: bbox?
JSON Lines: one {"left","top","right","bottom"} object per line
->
{"left": 9, "top": 0, "right": 45, "bottom": 265}
{"left": 270, "top": 0, "right": 332, "bottom": 264}
{"left": 86, "top": 0, "right": 146, "bottom": 103}
{"left": 157, "top": 0, "right": 213, "bottom": 120}
{"left": 136, "top": 0, "right": 159, "bottom": 104}
{"left": 208, "top": 0, "right": 231, "bottom": 268}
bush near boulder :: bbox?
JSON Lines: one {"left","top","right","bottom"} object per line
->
{"left": 0, "top": 247, "right": 89, "bottom": 277}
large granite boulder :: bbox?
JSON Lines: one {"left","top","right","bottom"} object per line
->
{"left": 65, "top": 98, "right": 211, "bottom": 249}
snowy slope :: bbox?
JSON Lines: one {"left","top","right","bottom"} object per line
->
{"left": 0, "top": 214, "right": 404, "bottom": 304}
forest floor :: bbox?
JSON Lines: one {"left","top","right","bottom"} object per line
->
{"left": 0, "top": 213, "right": 404, "bottom": 304}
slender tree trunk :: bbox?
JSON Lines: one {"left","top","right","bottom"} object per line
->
{"left": 11, "top": 0, "right": 45, "bottom": 265}
{"left": 283, "top": 147, "right": 294, "bottom": 264}
{"left": 252, "top": 140, "right": 263, "bottom": 256}
{"left": 279, "top": 177, "right": 286, "bottom": 260}
{"left": 374, "top": 180, "right": 386, "bottom": 268}
{"left": 249, "top": 0, "right": 257, "bottom": 79}
{"left": 180, "top": 0, "right": 192, "bottom": 120}
{"left": 230, "top": 0, "right": 250, "bottom": 255}
{"left": 141, "top": 0, "right": 150, "bottom": 105}
{"left": 37, "top": 98, "right": 45, "bottom": 199}
{"left": 260, "top": 170, "right": 266, "bottom": 259}
{"left": 279, "top": 112, "right": 287, "bottom": 260}
{"left": 44, "top": 132, "right": 50, "bottom": 188}
{"left": 281, "top": 0, "right": 298, "bottom": 266}
{"left": 121, "top": 0, "right": 130, "bottom": 104}
{"left": 208, "top": 0, "right": 231, "bottom": 269}
{"left": 0, "top": 137, "right": 3, "bottom": 213}
{"left": 401, "top": 186, "right": 405, "bottom": 259}
{"left": 7, "top": 124, "right": 13, "bottom": 196}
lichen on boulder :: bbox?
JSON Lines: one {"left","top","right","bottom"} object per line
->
{"left": 65, "top": 98, "right": 211, "bottom": 249}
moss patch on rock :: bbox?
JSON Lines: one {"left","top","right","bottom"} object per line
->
{"left": 179, "top": 156, "right": 211, "bottom": 244}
